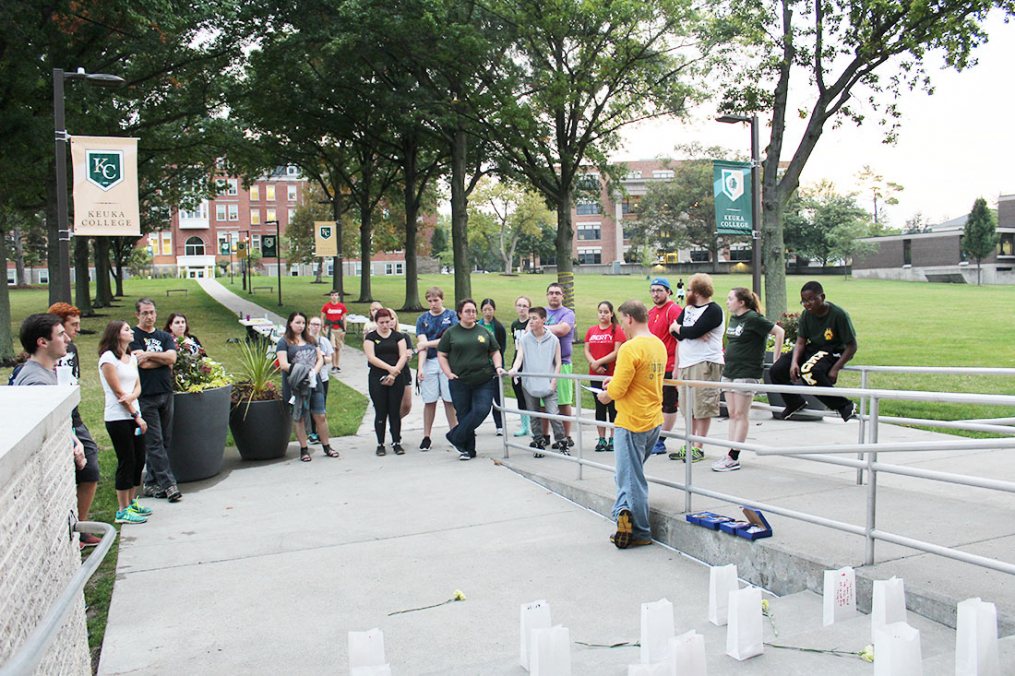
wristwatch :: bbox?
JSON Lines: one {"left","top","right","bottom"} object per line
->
{"left": 131, "top": 410, "right": 141, "bottom": 419}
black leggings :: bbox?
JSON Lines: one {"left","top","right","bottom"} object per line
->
{"left": 594, "top": 398, "right": 617, "bottom": 429}
{"left": 369, "top": 376, "right": 402, "bottom": 444}
{"left": 106, "top": 419, "right": 145, "bottom": 490}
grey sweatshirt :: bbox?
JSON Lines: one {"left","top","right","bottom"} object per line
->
{"left": 518, "top": 329, "right": 560, "bottom": 397}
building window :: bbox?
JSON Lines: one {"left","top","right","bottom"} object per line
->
{"left": 184, "top": 236, "right": 205, "bottom": 256}
{"left": 576, "top": 201, "right": 600, "bottom": 216}
{"left": 999, "top": 232, "right": 1014, "bottom": 256}
{"left": 250, "top": 185, "right": 259, "bottom": 201}
{"left": 625, "top": 171, "right": 642, "bottom": 179}
{"left": 216, "top": 204, "right": 226, "bottom": 221}
{"left": 690, "top": 250, "right": 710, "bottom": 262}
{"left": 161, "top": 232, "right": 172, "bottom": 254}
{"left": 266, "top": 208, "right": 277, "bottom": 223}
{"left": 652, "top": 170, "right": 674, "bottom": 179}
{"left": 227, "top": 179, "right": 238, "bottom": 196}
{"left": 287, "top": 185, "right": 297, "bottom": 201}
{"left": 250, "top": 208, "right": 260, "bottom": 225}
{"left": 252, "top": 234, "right": 261, "bottom": 252}
{"left": 623, "top": 225, "right": 636, "bottom": 240}
{"left": 577, "top": 174, "right": 600, "bottom": 190}
{"left": 228, "top": 204, "right": 239, "bottom": 221}
{"left": 577, "top": 247, "right": 602, "bottom": 265}
{"left": 577, "top": 224, "right": 601, "bottom": 241}
{"left": 287, "top": 166, "right": 299, "bottom": 176}
{"left": 622, "top": 198, "right": 639, "bottom": 215}
{"left": 266, "top": 184, "right": 276, "bottom": 201}
{"left": 288, "top": 208, "right": 295, "bottom": 222}
{"left": 729, "top": 248, "right": 751, "bottom": 262}
{"left": 903, "top": 239, "right": 912, "bottom": 266}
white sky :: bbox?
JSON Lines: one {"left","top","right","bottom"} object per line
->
{"left": 616, "top": 12, "right": 1015, "bottom": 228}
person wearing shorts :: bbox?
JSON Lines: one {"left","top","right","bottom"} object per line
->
{"left": 544, "top": 283, "right": 576, "bottom": 444}
{"left": 415, "top": 286, "right": 458, "bottom": 451}
{"left": 712, "top": 287, "right": 785, "bottom": 472}
{"left": 670, "top": 274, "right": 724, "bottom": 464}
{"left": 647, "top": 277, "right": 683, "bottom": 454}
{"left": 320, "top": 290, "right": 347, "bottom": 373}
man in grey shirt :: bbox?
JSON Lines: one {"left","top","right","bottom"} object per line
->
{"left": 13, "top": 313, "right": 85, "bottom": 469}
{"left": 503, "top": 306, "right": 566, "bottom": 455}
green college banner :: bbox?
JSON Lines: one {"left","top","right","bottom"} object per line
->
{"left": 713, "top": 160, "right": 753, "bottom": 235}
{"left": 261, "top": 234, "right": 278, "bottom": 258}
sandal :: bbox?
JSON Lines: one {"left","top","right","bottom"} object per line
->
{"left": 323, "top": 446, "right": 339, "bottom": 458}
{"left": 300, "top": 447, "right": 311, "bottom": 462}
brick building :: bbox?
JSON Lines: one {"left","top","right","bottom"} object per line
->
{"left": 853, "top": 194, "right": 1015, "bottom": 285}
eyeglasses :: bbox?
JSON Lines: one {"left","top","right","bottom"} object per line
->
{"left": 461, "top": 309, "right": 477, "bottom": 314}
{"left": 800, "top": 297, "right": 820, "bottom": 306}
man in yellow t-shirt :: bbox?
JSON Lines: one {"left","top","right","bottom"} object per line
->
{"left": 597, "top": 299, "right": 666, "bottom": 549}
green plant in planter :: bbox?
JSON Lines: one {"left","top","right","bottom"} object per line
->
{"left": 232, "top": 339, "right": 282, "bottom": 415}
{"left": 766, "top": 312, "right": 799, "bottom": 353}
{"left": 172, "top": 337, "right": 230, "bottom": 393}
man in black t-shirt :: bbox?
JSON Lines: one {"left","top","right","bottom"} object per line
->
{"left": 130, "top": 297, "right": 182, "bottom": 502}
{"left": 770, "top": 281, "right": 858, "bottom": 421}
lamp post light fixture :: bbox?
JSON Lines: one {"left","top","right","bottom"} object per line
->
{"left": 716, "top": 113, "right": 762, "bottom": 303}
{"left": 53, "top": 67, "right": 125, "bottom": 304}
{"left": 265, "top": 220, "right": 283, "bottom": 307}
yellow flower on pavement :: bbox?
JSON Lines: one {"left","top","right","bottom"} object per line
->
{"left": 454, "top": 589, "right": 467, "bottom": 601}
{"left": 860, "top": 645, "right": 874, "bottom": 662}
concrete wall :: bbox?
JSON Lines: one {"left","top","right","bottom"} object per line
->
{"left": 0, "top": 387, "right": 91, "bottom": 675}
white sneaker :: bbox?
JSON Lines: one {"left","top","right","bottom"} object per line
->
{"left": 711, "top": 456, "right": 741, "bottom": 472}
{"left": 495, "top": 428, "right": 504, "bottom": 436}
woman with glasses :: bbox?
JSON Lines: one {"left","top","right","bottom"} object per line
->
{"left": 437, "top": 299, "right": 503, "bottom": 461}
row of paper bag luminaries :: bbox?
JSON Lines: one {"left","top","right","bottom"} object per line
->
{"left": 346, "top": 566, "right": 1001, "bottom": 676}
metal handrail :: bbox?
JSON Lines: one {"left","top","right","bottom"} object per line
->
{"left": 495, "top": 367, "right": 1015, "bottom": 574}
{"left": 1, "top": 522, "right": 118, "bottom": 676}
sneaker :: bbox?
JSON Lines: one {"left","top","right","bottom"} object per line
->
{"left": 115, "top": 508, "right": 147, "bottom": 524}
{"left": 129, "top": 499, "right": 153, "bottom": 516}
{"left": 780, "top": 400, "right": 807, "bottom": 420}
{"left": 142, "top": 484, "right": 166, "bottom": 499}
{"left": 668, "top": 445, "right": 686, "bottom": 461}
{"left": 495, "top": 428, "right": 504, "bottom": 437}
{"left": 566, "top": 436, "right": 574, "bottom": 448}
{"left": 165, "top": 485, "right": 182, "bottom": 503}
{"left": 651, "top": 438, "right": 667, "bottom": 455}
{"left": 839, "top": 402, "right": 857, "bottom": 423}
{"left": 594, "top": 438, "right": 608, "bottom": 453}
{"left": 458, "top": 450, "right": 471, "bottom": 461}
{"left": 376, "top": 445, "right": 386, "bottom": 456}
{"left": 607, "top": 437, "right": 614, "bottom": 452}
{"left": 419, "top": 436, "right": 432, "bottom": 452}
{"left": 529, "top": 439, "right": 546, "bottom": 459}
{"left": 711, "top": 456, "right": 741, "bottom": 472}
{"left": 610, "top": 534, "right": 652, "bottom": 547}
{"left": 690, "top": 447, "right": 706, "bottom": 463}
{"left": 392, "top": 442, "right": 405, "bottom": 455}
{"left": 551, "top": 439, "right": 571, "bottom": 455}
{"left": 308, "top": 433, "right": 320, "bottom": 445}
{"left": 79, "top": 533, "right": 102, "bottom": 548}
{"left": 613, "top": 509, "right": 634, "bottom": 549}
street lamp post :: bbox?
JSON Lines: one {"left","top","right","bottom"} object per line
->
{"left": 266, "top": 220, "right": 282, "bottom": 307}
{"left": 717, "top": 114, "right": 763, "bottom": 303}
{"left": 52, "top": 67, "right": 125, "bottom": 304}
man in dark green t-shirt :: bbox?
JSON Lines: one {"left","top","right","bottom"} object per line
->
{"left": 770, "top": 281, "right": 858, "bottom": 421}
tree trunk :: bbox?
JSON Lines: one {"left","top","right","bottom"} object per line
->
{"left": 0, "top": 216, "right": 16, "bottom": 364}
{"left": 314, "top": 257, "right": 323, "bottom": 283}
{"left": 114, "top": 254, "right": 125, "bottom": 296}
{"left": 450, "top": 128, "right": 471, "bottom": 301}
{"left": 358, "top": 198, "right": 373, "bottom": 302}
{"left": 555, "top": 189, "right": 575, "bottom": 310}
{"left": 12, "top": 224, "right": 26, "bottom": 286}
{"left": 401, "top": 138, "right": 423, "bottom": 311}
{"left": 74, "top": 236, "right": 93, "bottom": 315}
{"left": 46, "top": 169, "right": 62, "bottom": 306}
{"left": 762, "top": 178, "right": 787, "bottom": 321}
{"left": 94, "top": 237, "right": 114, "bottom": 307}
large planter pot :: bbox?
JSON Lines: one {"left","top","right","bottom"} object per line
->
{"left": 168, "top": 385, "right": 230, "bottom": 482}
{"left": 230, "top": 398, "right": 293, "bottom": 461}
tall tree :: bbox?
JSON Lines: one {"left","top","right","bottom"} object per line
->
{"left": 484, "top": 0, "right": 703, "bottom": 307}
{"left": 467, "top": 179, "right": 555, "bottom": 274}
{"left": 962, "top": 197, "right": 999, "bottom": 286}
{"left": 718, "top": 0, "right": 1011, "bottom": 319}
{"left": 856, "top": 165, "right": 904, "bottom": 226}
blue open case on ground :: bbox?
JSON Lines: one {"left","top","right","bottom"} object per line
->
{"left": 719, "top": 518, "right": 751, "bottom": 536}
{"left": 736, "top": 507, "right": 772, "bottom": 540}
{"left": 686, "top": 511, "right": 735, "bottom": 530}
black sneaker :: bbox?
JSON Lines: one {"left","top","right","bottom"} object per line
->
{"left": 780, "top": 400, "right": 807, "bottom": 420}
{"left": 419, "top": 436, "right": 431, "bottom": 452}
{"left": 143, "top": 484, "right": 166, "bottom": 499}
{"left": 839, "top": 402, "right": 857, "bottom": 422}
{"left": 392, "top": 442, "right": 405, "bottom": 455}
{"left": 566, "top": 436, "right": 574, "bottom": 448}
{"left": 376, "top": 445, "right": 386, "bottom": 456}
{"left": 165, "top": 485, "right": 182, "bottom": 503}
{"left": 458, "top": 450, "right": 471, "bottom": 461}
{"left": 529, "top": 439, "right": 546, "bottom": 458}
{"left": 595, "top": 438, "right": 608, "bottom": 452}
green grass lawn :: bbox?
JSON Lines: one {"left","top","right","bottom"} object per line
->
{"left": 1, "top": 277, "right": 366, "bottom": 663}
{"left": 245, "top": 272, "right": 1015, "bottom": 425}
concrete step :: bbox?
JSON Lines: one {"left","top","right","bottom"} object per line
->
{"left": 922, "top": 632, "right": 1015, "bottom": 675}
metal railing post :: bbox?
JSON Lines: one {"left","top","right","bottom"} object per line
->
{"left": 499, "top": 375, "right": 509, "bottom": 459}
{"left": 684, "top": 385, "right": 694, "bottom": 513}
{"left": 574, "top": 378, "right": 583, "bottom": 480}
{"left": 864, "top": 396, "right": 880, "bottom": 565}
{"left": 856, "top": 369, "right": 868, "bottom": 485}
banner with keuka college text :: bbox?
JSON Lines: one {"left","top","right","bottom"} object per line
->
{"left": 314, "top": 221, "right": 338, "bottom": 258}
{"left": 712, "top": 159, "right": 753, "bottom": 236}
{"left": 71, "top": 136, "right": 141, "bottom": 236}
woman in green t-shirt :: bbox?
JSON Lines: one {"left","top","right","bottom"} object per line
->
{"left": 437, "top": 298, "right": 503, "bottom": 461}
{"left": 712, "top": 287, "right": 785, "bottom": 473}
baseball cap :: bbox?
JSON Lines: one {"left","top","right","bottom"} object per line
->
{"left": 650, "top": 277, "right": 671, "bottom": 293}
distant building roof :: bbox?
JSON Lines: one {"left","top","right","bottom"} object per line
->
{"left": 927, "top": 214, "right": 968, "bottom": 232}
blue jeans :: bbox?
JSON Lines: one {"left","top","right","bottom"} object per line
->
{"left": 140, "top": 391, "right": 177, "bottom": 489}
{"left": 447, "top": 378, "right": 496, "bottom": 456}
{"left": 612, "top": 425, "right": 661, "bottom": 540}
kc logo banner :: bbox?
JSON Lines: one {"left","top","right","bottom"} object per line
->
{"left": 713, "top": 159, "right": 753, "bottom": 236}
{"left": 71, "top": 136, "right": 140, "bottom": 236}
{"left": 314, "top": 221, "right": 338, "bottom": 257}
